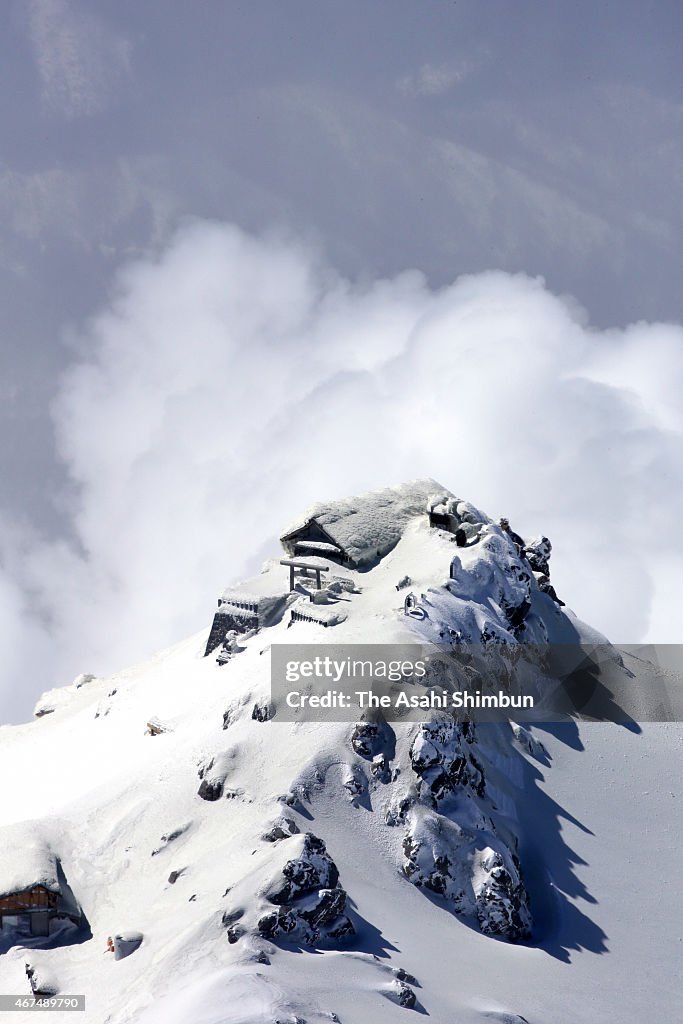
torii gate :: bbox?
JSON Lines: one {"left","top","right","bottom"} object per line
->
{"left": 279, "top": 557, "right": 331, "bottom": 592}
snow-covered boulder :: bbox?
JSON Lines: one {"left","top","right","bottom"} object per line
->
{"left": 262, "top": 816, "right": 300, "bottom": 843}
{"left": 73, "top": 672, "right": 96, "bottom": 688}
{"left": 197, "top": 750, "right": 235, "bottom": 801}
{"left": 151, "top": 822, "right": 191, "bottom": 856}
{"left": 473, "top": 846, "right": 531, "bottom": 942}
{"left": 409, "top": 715, "right": 485, "bottom": 802}
{"left": 342, "top": 762, "right": 367, "bottom": 799}
{"left": 385, "top": 787, "right": 416, "bottom": 826}
{"left": 251, "top": 701, "right": 271, "bottom": 722}
{"left": 401, "top": 808, "right": 531, "bottom": 942}
{"left": 525, "top": 535, "right": 552, "bottom": 577}
{"left": 402, "top": 811, "right": 470, "bottom": 908}
{"left": 481, "top": 1013, "right": 531, "bottom": 1023}
{"left": 511, "top": 722, "right": 549, "bottom": 762}
{"left": 384, "top": 978, "right": 417, "bottom": 1009}
{"left": 33, "top": 688, "right": 71, "bottom": 718}
{"left": 258, "top": 833, "right": 353, "bottom": 946}
{"left": 264, "top": 833, "right": 339, "bottom": 905}
{"left": 221, "top": 907, "right": 245, "bottom": 943}
{"left": 350, "top": 716, "right": 393, "bottom": 760}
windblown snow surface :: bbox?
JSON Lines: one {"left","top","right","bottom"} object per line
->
{"left": 0, "top": 511, "right": 681, "bottom": 1023}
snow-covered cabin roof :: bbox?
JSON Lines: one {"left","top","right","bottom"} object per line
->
{"left": 281, "top": 478, "right": 454, "bottom": 566}
{"left": 0, "top": 823, "right": 60, "bottom": 899}
{"left": 220, "top": 566, "right": 292, "bottom": 605}
{"left": 219, "top": 571, "right": 290, "bottom": 619}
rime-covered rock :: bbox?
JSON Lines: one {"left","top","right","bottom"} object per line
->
{"left": 197, "top": 778, "right": 223, "bottom": 801}
{"left": 525, "top": 535, "right": 552, "bottom": 577}
{"left": 221, "top": 907, "right": 244, "bottom": 929}
{"left": 252, "top": 702, "right": 272, "bottom": 722}
{"left": 351, "top": 718, "right": 389, "bottom": 759}
{"left": 393, "top": 967, "right": 418, "bottom": 985}
{"left": 473, "top": 846, "right": 531, "bottom": 942}
{"left": 499, "top": 561, "right": 532, "bottom": 629}
{"left": 342, "top": 763, "right": 366, "bottom": 798}
{"left": 401, "top": 810, "right": 531, "bottom": 942}
{"left": 481, "top": 1014, "right": 530, "bottom": 1023}
{"left": 151, "top": 823, "right": 191, "bottom": 856}
{"left": 385, "top": 789, "right": 415, "bottom": 826}
{"left": 73, "top": 673, "right": 96, "bottom": 689}
{"left": 262, "top": 816, "right": 300, "bottom": 843}
{"left": 536, "top": 573, "right": 564, "bottom": 606}
{"left": 385, "top": 979, "right": 417, "bottom": 1009}
{"left": 258, "top": 906, "right": 298, "bottom": 940}
{"left": 258, "top": 833, "right": 353, "bottom": 946}
{"left": 265, "top": 833, "right": 339, "bottom": 904}
{"left": 401, "top": 812, "right": 469, "bottom": 908}
{"left": 300, "top": 887, "right": 347, "bottom": 928}
{"left": 257, "top": 890, "right": 353, "bottom": 946}
{"left": 370, "top": 753, "right": 389, "bottom": 781}
{"left": 409, "top": 715, "right": 485, "bottom": 801}
{"left": 197, "top": 751, "right": 234, "bottom": 801}
{"left": 511, "top": 722, "right": 549, "bottom": 762}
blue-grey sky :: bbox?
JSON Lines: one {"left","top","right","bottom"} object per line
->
{"left": 1, "top": 1, "right": 682, "bottom": 719}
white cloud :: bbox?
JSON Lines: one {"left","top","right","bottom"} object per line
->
{"left": 398, "top": 60, "right": 475, "bottom": 97}
{"left": 1, "top": 220, "right": 682, "bottom": 721}
{"left": 0, "top": 166, "right": 82, "bottom": 239}
{"left": 26, "top": 0, "right": 131, "bottom": 119}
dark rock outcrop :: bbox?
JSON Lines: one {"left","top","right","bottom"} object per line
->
{"left": 525, "top": 536, "right": 552, "bottom": 577}
{"left": 393, "top": 967, "right": 418, "bottom": 985}
{"left": 197, "top": 751, "right": 233, "bottom": 801}
{"left": 151, "top": 822, "right": 191, "bottom": 856}
{"left": 262, "top": 816, "right": 300, "bottom": 843}
{"left": 409, "top": 716, "right": 485, "bottom": 802}
{"left": 351, "top": 719, "right": 387, "bottom": 759}
{"left": 252, "top": 702, "right": 271, "bottom": 722}
{"left": 482, "top": 1013, "right": 530, "bottom": 1023}
{"left": 198, "top": 778, "right": 223, "bottom": 801}
{"left": 385, "top": 979, "right": 417, "bottom": 1009}
{"left": 401, "top": 816, "right": 468, "bottom": 909}
{"left": 258, "top": 833, "right": 353, "bottom": 946}
{"left": 266, "top": 833, "right": 339, "bottom": 904}
{"left": 473, "top": 847, "right": 531, "bottom": 942}
{"left": 385, "top": 789, "right": 415, "bottom": 826}
{"left": 400, "top": 805, "right": 531, "bottom": 942}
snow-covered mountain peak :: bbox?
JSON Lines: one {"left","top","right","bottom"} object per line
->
{"left": 0, "top": 482, "right": 679, "bottom": 1024}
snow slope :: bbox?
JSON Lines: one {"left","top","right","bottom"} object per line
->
{"left": 0, "top": 505, "right": 681, "bottom": 1024}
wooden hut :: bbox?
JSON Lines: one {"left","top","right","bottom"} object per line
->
{"left": 0, "top": 826, "right": 81, "bottom": 938}
{"left": 281, "top": 479, "right": 453, "bottom": 569}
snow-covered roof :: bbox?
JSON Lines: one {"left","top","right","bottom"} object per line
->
{"left": 220, "top": 573, "right": 290, "bottom": 607}
{"left": 281, "top": 478, "right": 453, "bottom": 566}
{"left": 294, "top": 541, "right": 341, "bottom": 554}
{"left": 0, "top": 822, "right": 60, "bottom": 899}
